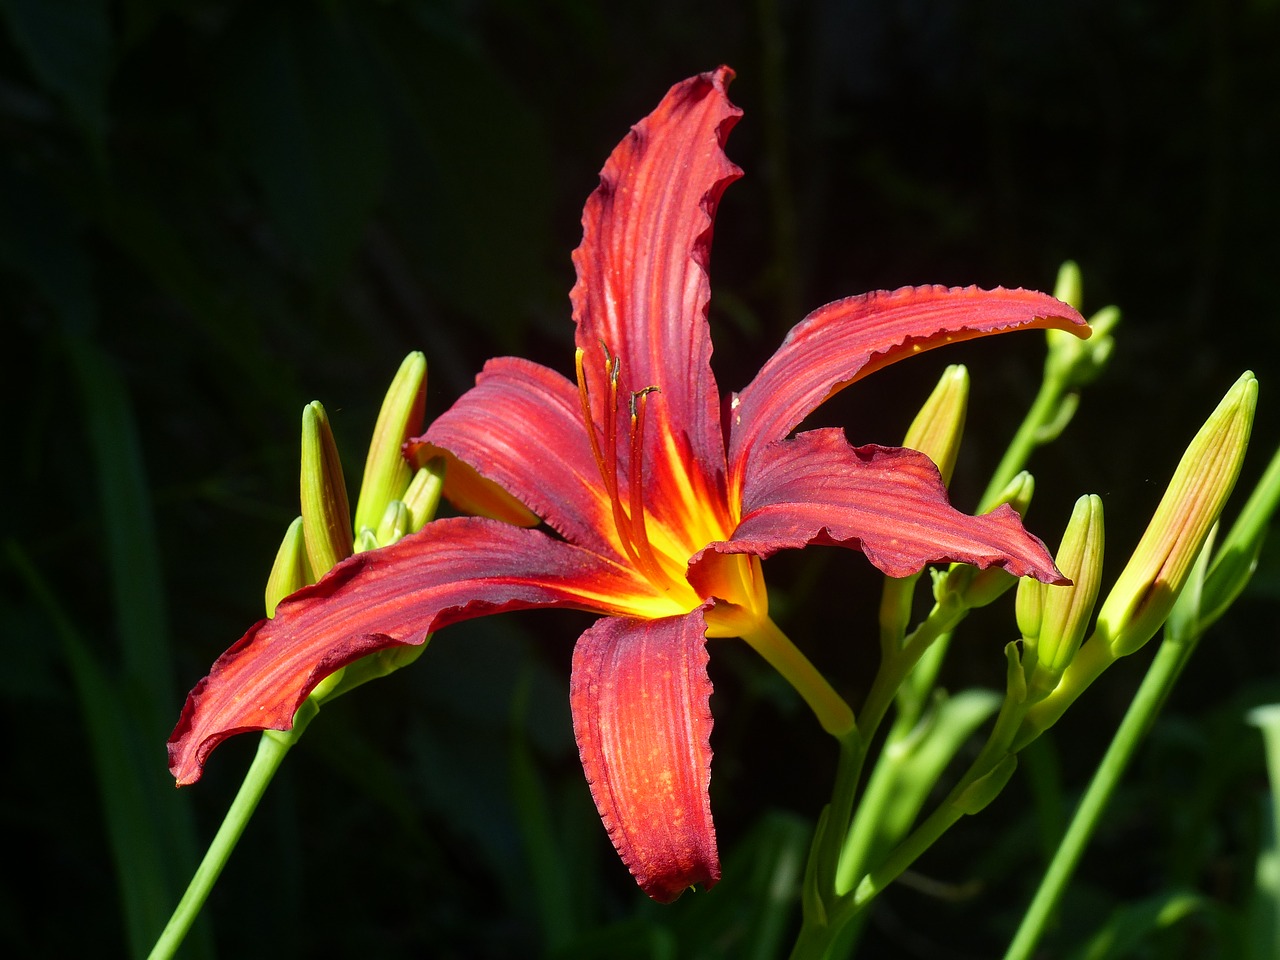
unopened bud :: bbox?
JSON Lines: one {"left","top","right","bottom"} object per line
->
{"left": 1027, "top": 495, "right": 1105, "bottom": 696}
{"left": 402, "top": 460, "right": 446, "bottom": 534}
{"left": 354, "top": 527, "right": 379, "bottom": 554}
{"left": 301, "top": 400, "right": 354, "bottom": 576}
{"left": 405, "top": 440, "right": 537, "bottom": 527}
{"left": 904, "top": 365, "right": 969, "bottom": 487}
{"left": 375, "top": 500, "right": 410, "bottom": 547}
{"left": 1096, "top": 372, "right": 1256, "bottom": 657}
{"left": 986, "top": 471, "right": 1035, "bottom": 519}
{"left": 1044, "top": 260, "right": 1117, "bottom": 390}
{"left": 1015, "top": 577, "right": 1044, "bottom": 650}
{"left": 354, "top": 352, "right": 427, "bottom": 536}
{"left": 1053, "top": 261, "right": 1084, "bottom": 311}
{"left": 1047, "top": 305, "right": 1119, "bottom": 391}
{"left": 948, "top": 472, "right": 1036, "bottom": 608}
{"left": 265, "top": 516, "right": 312, "bottom": 617}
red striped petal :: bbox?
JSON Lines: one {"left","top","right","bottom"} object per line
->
{"left": 570, "top": 611, "right": 719, "bottom": 902}
{"left": 728, "top": 285, "right": 1088, "bottom": 491}
{"left": 415, "top": 356, "right": 623, "bottom": 558}
{"left": 169, "top": 519, "right": 655, "bottom": 786}
{"left": 729, "top": 429, "right": 1066, "bottom": 581}
{"left": 571, "top": 67, "right": 741, "bottom": 538}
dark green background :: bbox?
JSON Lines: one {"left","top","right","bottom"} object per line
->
{"left": 4, "top": 1, "right": 1279, "bottom": 957}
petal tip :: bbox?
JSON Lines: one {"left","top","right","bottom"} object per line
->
{"left": 570, "top": 615, "right": 721, "bottom": 902}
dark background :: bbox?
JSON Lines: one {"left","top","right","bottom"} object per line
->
{"left": 4, "top": 1, "right": 1279, "bottom": 958}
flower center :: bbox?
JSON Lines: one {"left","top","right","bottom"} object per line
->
{"left": 575, "top": 346, "right": 770, "bottom": 628}
{"left": 576, "top": 346, "right": 692, "bottom": 594}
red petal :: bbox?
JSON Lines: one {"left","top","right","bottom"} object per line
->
{"left": 728, "top": 429, "right": 1066, "bottom": 581}
{"left": 571, "top": 67, "right": 741, "bottom": 538}
{"left": 570, "top": 611, "right": 720, "bottom": 902}
{"left": 415, "top": 357, "right": 623, "bottom": 558}
{"left": 728, "top": 285, "right": 1088, "bottom": 491}
{"left": 169, "top": 519, "right": 654, "bottom": 786}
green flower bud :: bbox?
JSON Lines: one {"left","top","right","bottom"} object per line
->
{"left": 1015, "top": 577, "right": 1044, "bottom": 652}
{"left": 354, "top": 352, "right": 427, "bottom": 536}
{"left": 1053, "top": 260, "right": 1083, "bottom": 311}
{"left": 354, "top": 527, "right": 379, "bottom": 554}
{"left": 879, "top": 362, "right": 967, "bottom": 647}
{"left": 1027, "top": 494, "right": 1105, "bottom": 697}
{"left": 1096, "top": 372, "right": 1257, "bottom": 657}
{"left": 946, "top": 472, "right": 1036, "bottom": 609}
{"left": 375, "top": 500, "right": 410, "bottom": 547}
{"left": 1047, "top": 305, "right": 1119, "bottom": 391}
{"left": 402, "top": 460, "right": 445, "bottom": 534}
{"left": 904, "top": 365, "right": 969, "bottom": 487}
{"left": 1044, "top": 260, "right": 1119, "bottom": 390}
{"left": 265, "top": 516, "right": 312, "bottom": 617}
{"left": 987, "top": 470, "right": 1035, "bottom": 519}
{"left": 1013, "top": 570, "right": 1044, "bottom": 647}
{"left": 301, "top": 400, "right": 354, "bottom": 577}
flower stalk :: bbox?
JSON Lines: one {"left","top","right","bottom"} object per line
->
{"left": 149, "top": 355, "right": 439, "bottom": 960}
{"left": 981, "top": 261, "right": 1117, "bottom": 509}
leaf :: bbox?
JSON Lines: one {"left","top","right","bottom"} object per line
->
{"left": 878, "top": 689, "right": 1004, "bottom": 842}
{"left": 6, "top": 543, "right": 210, "bottom": 959}
{"left": 1065, "top": 891, "right": 1210, "bottom": 960}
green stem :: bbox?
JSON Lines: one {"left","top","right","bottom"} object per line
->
{"left": 1013, "top": 635, "right": 1113, "bottom": 752}
{"left": 980, "top": 372, "right": 1070, "bottom": 512}
{"left": 850, "top": 799, "right": 966, "bottom": 910}
{"left": 790, "top": 339, "right": 1079, "bottom": 957}
{"left": 790, "top": 733, "right": 864, "bottom": 960}
{"left": 850, "top": 686, "right": 1026, "bottom": 910}
{"left": 146, "top": 702, "right": 317, "bottom": 960}
{"left": 858, "top": 600, "right": 966, "bottom": 743}
{"left": 1246, "top": 704, "right": 1280, "bottom": 960}
{"left": 833, "top": 708, "right": 916, "bottom": 898}
{"left": 1001, "top": 632, "right": 1196, "bottom": 960}
{"left": 824, "top": 734, "right": 867, "bottom": 889}
{"left": 789, "top": 607, "right": 972, "bottom": 956}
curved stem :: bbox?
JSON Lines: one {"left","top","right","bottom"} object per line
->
{"left": 1002, "top": 632, "right": 1197, "bottom": 960}
{"left": 742, "top": 616, "right": 855, "bottom": 737}
{"left": 789, "top": 603, "right": 973, "bottom": 956}
{"left": 850, "top": 663, "right": 1033, "bottom": 911}
{"left": 833, "top": 707, "right": 916, "bottom": 898}
{"left": 980, "top": 372, "right": 1069, "bottom": 512}
{"left": 859, "top": 600, "right": 967, "bottom": 743}
{"left": 146, "top": 701, "right": 317, "bottom": 960}
{"left": 789, "top": 732, "right": 864, "bottom": 960}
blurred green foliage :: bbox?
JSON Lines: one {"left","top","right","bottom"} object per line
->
{"left": 3, "top": 1, "right": 1279, "bottom": 957}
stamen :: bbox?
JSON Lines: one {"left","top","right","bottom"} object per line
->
{"left": 575, "top": 346, "right": 680, "bottom": 593}
{"left": 576, "top": 347, "right": 642, "bottom": 569}
{"left": 627, "top": 387, "right": 673, "bottom": 587}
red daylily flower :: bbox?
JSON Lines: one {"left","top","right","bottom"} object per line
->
{"left": 168, "top": 67, "right": 1088, "bottom": 902}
